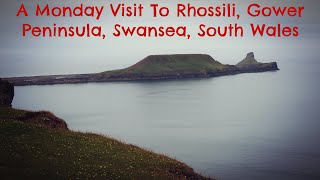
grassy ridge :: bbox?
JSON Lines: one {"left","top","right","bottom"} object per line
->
{"left": 100, "top": 54, "right": 226, "bottom": 77}
{"left": 0, "top": 108, "right": 211, "bottom": 180}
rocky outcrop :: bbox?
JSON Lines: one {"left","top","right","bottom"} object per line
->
{"left": 237, "top": 52, "right": 258, "bottom": 67}
{"left": 0, "top": 78, "right": 68, "bottom": 130}
{"left": 236, "top": 52, "right": 279, "bottom": 72}
{"left": 17, "top": 111, "right": 69, "bottom": 130}
{"left": 0, "top": 79, "right": 14, "bottom": 107}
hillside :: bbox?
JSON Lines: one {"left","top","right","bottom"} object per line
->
{"left": 0, "top": 107, "right": 211, "bottom": 180}
{"left": 116, "top": 54, "right": 225, "bottom": 75}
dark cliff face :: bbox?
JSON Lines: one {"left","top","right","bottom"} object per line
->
{"left": 0, "top": 79, "right": 14, "bottom": 107}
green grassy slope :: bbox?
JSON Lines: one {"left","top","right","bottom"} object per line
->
{"left": 100, "top": 54, "right": 226, "bottom": 77}
{"left": 0, "top": 108, "right": 211, "bottom": 180}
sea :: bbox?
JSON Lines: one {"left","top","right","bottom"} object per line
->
{"left": 9, "top": 60, "right": 320, "bottom": 180}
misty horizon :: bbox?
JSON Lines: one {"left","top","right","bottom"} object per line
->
{"left": 1, "top": 0, "right": 320, "bottom": 78}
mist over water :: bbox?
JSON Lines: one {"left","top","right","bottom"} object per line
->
{"left": 12, "top": 59, "right": 320, "bottom": 180}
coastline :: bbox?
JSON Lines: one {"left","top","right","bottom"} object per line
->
{"left": 4, "top": 54, "right": 279, "bottom": 86}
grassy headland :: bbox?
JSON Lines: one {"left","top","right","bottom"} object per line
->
{"left": 0, "top": 107, "right": 211, "bottom": 179}
{"left": 5, "top": 53, "right": 279, "bottom": 86}
{"left": 109, "top": 54, "right": 226, "bottom": 75}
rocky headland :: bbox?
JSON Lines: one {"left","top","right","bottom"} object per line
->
{"left": 4, "top": 52, "right": 279, "bottom": 86}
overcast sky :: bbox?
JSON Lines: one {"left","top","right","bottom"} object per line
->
{"left": 1, "top": 0, "right": 320, "bottom": 77}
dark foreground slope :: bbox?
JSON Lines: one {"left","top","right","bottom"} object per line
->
{"left": 5, "top": 52, "right": 279, "bottom": 86}
{"left": 0, "top": 108, "right": 210, "bottom": 179}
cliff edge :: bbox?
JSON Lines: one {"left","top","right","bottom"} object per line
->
{"left": 0, "top": 79, "right": 14, "bottom": 107}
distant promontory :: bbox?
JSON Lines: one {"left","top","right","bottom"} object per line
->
{"left": 5, "top": 52, "right": 279, "bottom": 86}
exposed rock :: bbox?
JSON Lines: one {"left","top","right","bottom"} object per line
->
{"left": 18, "top": 111, "right": 68, "bottom": 130}
{"left": 236, "top": 52, "right": 279, "bottom": 71}
{"left": 0, "top": 79, "right": 68, "bottom": 130}
{"left": 0, "top": 79, "right": 14, "bottom": 107}
{"left": 236, "top": 52, "right": 259, "bottom": 67}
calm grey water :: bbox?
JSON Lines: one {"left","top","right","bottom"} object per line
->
{"left": 12, "top": 60, "right": 320, "bottom": 180}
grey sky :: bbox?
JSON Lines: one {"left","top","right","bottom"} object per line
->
{"left": 1, "top": 0, "right": 320, "bottom": 77}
